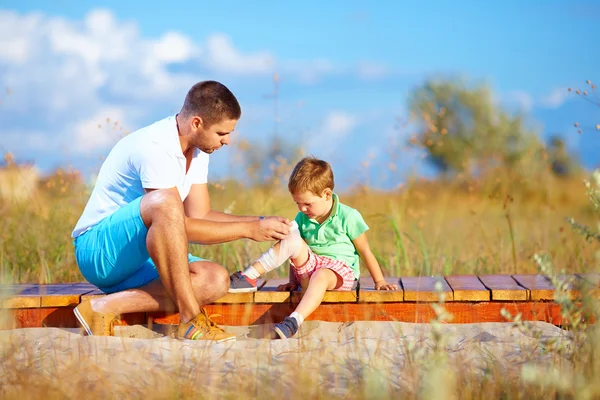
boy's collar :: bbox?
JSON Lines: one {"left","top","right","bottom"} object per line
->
{"left": 308, "top": 192, "right": 339, "bottom": 224}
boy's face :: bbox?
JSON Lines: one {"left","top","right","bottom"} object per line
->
{"left": 291, "top": 189, "right": 333, "bottom": 221}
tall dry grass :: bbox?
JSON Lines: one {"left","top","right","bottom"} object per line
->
{"left": 0, "top": 161, "right": 598, "bottom": 285}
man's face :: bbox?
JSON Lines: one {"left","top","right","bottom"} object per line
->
{"left": 192, "top": 117, "right": 238, "bottom": 154}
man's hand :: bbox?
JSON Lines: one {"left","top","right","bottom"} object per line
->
{"left": 249, "top": 216, "right": 293, "bottom": 241}
{"left": 276, "top": 281, "right": 298, "bottom": 291}
{"left": 375, "top": 280, "right": 399, "bottom": 290}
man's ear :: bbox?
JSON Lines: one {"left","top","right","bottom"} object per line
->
{"left": 192, "top": 116, "right": 204, "bottom": 130}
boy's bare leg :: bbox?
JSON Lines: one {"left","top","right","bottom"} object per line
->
{"left": 293, "top": 268, "right": 341, "bottom": 319}
{"left": 250, "top": 239, "right": 310, "bottom": 276}
{"left": 91, "top": 260, "right": 230, "bottom": 316}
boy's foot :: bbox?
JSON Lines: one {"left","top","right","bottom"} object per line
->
{"left": 177, "top": 308, "right": 236, "bottom": 342}
{"left": 229, "top": 271, "right": 258, "bottom": 293}
{"left": 74, "top": 299, "right": 117, "bottom": 336}
{"left": 273, "top": 316, "right": 299, "bottom": 339}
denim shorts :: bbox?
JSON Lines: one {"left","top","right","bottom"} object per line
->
{"left": 73, "top": 196, "right": 204, "bottom": 294}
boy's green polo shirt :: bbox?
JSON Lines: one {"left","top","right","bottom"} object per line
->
{"left": 294, "top": 193, "right": 369, "bottom": 279}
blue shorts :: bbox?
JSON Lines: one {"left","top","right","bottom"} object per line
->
{"left": 73, "top": 196, "right": 205, "bottom": 294}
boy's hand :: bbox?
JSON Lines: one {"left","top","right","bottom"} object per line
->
{"left": 375, "top": 280, "right": 399, "bottom": 290}
{"left": 276, "top": 281, "right": 298, "bottom": 291}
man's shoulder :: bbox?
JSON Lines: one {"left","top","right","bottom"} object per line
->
{"left": 129, "top": 115, "right": 175, "bottom": 140}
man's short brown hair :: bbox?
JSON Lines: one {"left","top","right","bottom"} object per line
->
{"left": 180, "top": 81, "right": 241, "bottom": 127}
{"left": 288, "top": 156, "right": 335, "bottom": 195}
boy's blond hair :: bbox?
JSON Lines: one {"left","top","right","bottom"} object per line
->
{"left": 288, "top": 156, "right": 335, "bottom": 195}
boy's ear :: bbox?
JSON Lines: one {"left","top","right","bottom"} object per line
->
{"left": 322, "top": 188, "right": 333, "bottom": 199}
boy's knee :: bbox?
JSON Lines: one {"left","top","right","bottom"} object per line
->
{"left": 281, "top": 225, "right": 304, "bottom": 259}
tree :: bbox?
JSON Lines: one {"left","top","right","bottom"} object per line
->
{"left": 406, "top": 77, "right": 544, "bottom": 177}
{"left": 546, "top": 135, "right": 581, "bottom": 177}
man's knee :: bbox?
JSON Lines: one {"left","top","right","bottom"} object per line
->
{"left": 140, "top": 189, "right": 184, "bottom": 226}
{"left": 190, "top": 262, "right": 230, "bottom": 300}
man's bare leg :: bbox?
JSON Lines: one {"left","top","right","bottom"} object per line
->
{"left": 90, "top": 189, "right": 210, "bottom": 323}
{"left": 91, "top": 261, "right": 230, "bottom": 316}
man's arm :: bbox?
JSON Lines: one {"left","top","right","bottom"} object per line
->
{"left": 180, "top": 184, "right": 292, "bottom": 244}
{"left": 184, "top": 184, "right": 261, "bottom": 222}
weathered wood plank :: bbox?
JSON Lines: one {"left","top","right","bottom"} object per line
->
{"left": 292, "top": 286, "right": 358, "bottom": 303}
{"left": 80, "top": 289, "right": 107, "bottom": 301}
{"left": 124, "top": 301, "right": 571, "bottom": 327}
{"left": 41, "top": 284, "right": 98, "bottom": 307}
{"left": 2, "top": 284, "right": 68, "bottom": 308}
{"left": 445, "top": 275, "right": 490, "bottom": 301}
{"left": 214, "top": 279, "right": 266, "bottom": 304}
{"left": 254, "top": 278, "right": 292, "bottom": 303}
{"left": 358, "top": 277, "right": 403, "bottom": 302}
{"left": 512, "top": 274, "right": 555, "bottom": 301}
{"left": 478, "top": 275, "right": 527, "bottom": 301}
{"left": 401, "top": 276, "right": 453, "bottom": 302}
{"left": 577, "top": 272, "right": 600, "bottom": 287}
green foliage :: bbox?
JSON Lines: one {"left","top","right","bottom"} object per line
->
{"left": 407, "top": 77, "right": 551, "bottom": 178}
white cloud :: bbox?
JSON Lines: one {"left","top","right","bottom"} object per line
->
{"left": 202, "top": 34, "right": 274, "bottom": 75}
{"left": 0, "top": 8, "right": 389, "bottom": 174}
{"left": 539, "top": 87, "right": 570, "bottom": 108}
{"left": 304, "top": 111, "right": 359, "bottom": 159}
{"left": 504, "top": 90, "right": 534, "bottom": 112}
{"left": 356, "top": 61, "right": 388, "bottom": 80}
{"left": 322, "top": 111, "right": 358, "bottom": 138}
{"left": 72, "top": 108, "right": 130, "bottom": 153}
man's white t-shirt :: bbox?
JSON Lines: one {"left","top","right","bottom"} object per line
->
{"left": 72, "top": 115, "right": 209, "bottom": 238}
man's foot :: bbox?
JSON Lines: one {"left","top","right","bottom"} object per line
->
{"left": 177, "top": 308, "right": 236, "bottom": 342}
{"left": 229, "top": 271, "right": 258, "bottom": 293}
{"left": 273, "top": 316, "right": 299, "bottom": 339}
{"left": 73, "top": 299, "right": 117, "bottom": 336}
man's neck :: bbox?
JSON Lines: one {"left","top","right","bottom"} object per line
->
{"left": 175, "top": 114, "right": 192, "bottom": 155}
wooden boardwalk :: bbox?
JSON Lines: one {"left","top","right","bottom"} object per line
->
{"left": 1, "top": 273, "right": 598, "bottom": 329}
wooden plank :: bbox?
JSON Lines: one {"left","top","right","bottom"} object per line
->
{"left": 81, "top": 289, "right": 107, "bottom": 301}
{"left": 577, "top": 272, "right": 600, "bottom": 287}
{"left": 557, "top": 274, "right": 582, "bottom": 300}
{"left": 104, "top": 301, "right": 573, "bottom": 328}
{"left": 445, "top": 275, "right": 490, "bottom": 301}
{"left": 212, "top": 292, "right": 254, "bottom": 304}
{"left": 2, "top": 284, "right": 68, "bottom": 308}
{"left": 358, "top": 277, "right": 403, "bottom": 303}
{"left": 214, "top": 278, "right": 266, "bottom": 304}
{"left": 478, "top": 275, "right": 527, "bottom": 301}
{"left": 576, "top": 273, "right": 600, "bottom": 298}
{"left": 254, "top": 278, "right": 292, "bottom": 303}
{"left": 292, "top": 287, "right": 358, "bottom": 303}
{"left": 512, "top": 274, "right": 555, "bottom": 301}
{"left": 401, "top": 276, "right": 453, "bottom": 302}
{"left": 41, "top": 284, "right": 98, "bottom": 307}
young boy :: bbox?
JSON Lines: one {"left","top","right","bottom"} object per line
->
{"left": 229, "top": 156, "right": 398, "bottom": 339}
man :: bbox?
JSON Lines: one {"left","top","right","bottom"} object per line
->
{"left": 71, "top": 81, "right": 292, "bottom": 342}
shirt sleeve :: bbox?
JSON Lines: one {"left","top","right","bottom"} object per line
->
{"left": 132, "top": 143, "right": 180, "bottom": 189}
{"left": 345, "top": 209, "right": 369, "bottom": 240}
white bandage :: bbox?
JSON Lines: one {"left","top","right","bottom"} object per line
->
{"left": 257, "top": 221, "right": 303, "bottom": 272}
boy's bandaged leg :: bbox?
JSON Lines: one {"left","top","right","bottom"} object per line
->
{"left": 254, "top": 221, "right": 303, "bottom": 273}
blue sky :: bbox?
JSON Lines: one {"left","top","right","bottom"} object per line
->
{"left": 1, "top": 0, "right": 598, "bottom": 189}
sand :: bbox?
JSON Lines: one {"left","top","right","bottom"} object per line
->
{"left": 0, "top": 321, "right": 571, "bottom": 398}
